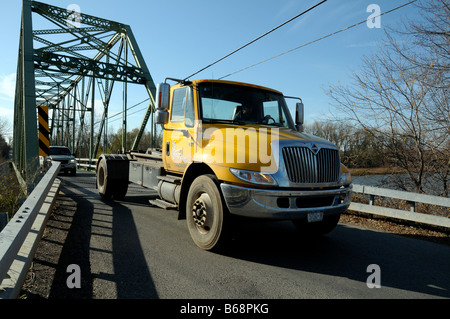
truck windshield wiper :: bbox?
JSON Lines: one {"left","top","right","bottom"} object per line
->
{"left": 202, "top": 119, "right": 247, "bottom": 125}
{"left": 265, "top": 122, "right": 284, "bottom": 127}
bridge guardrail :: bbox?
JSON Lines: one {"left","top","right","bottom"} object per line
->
{"left": 75, "top": 159, "right": 450, "bottom": 228}
{"left": 350, "top": 184, "right": 450, "bottom": 229}
{"left": 1, "top": 163, "right": 448, "bottom": 298}
{"left": 76, "top": 158, "right": 98, "bottom": 170}
{"left": 0, "top": 162, "right": 61, "bottom": 299}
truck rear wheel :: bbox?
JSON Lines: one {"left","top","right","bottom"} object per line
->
{"left": 97, "top": 157, "right": 128, "bottom": 200}
{"left": 186, "top": 174, "right": 229, "bottom": 251}
{"left": 97, "top": 158, "right": 112, "bottom": 200}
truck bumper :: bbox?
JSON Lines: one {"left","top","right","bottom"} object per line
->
{"left": 62, "top": 163, "right": 76, "bottom": 172}
{"left": 220, "top": 183, "right": 352, "bottom": 219}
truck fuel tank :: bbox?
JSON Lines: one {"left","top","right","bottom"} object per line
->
{"left": 158, "top": 179, "right": 181, "bottom": 205}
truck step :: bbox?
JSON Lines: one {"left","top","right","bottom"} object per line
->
{"left": 157, "top": 175, "right": 182, "bottom": 184}
{"left": 149, "top": 198, "right": 178, "bottom": 210}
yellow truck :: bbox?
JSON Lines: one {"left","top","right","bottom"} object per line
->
{"left": 96, "top": 79, "right": 352, "bottom": 250}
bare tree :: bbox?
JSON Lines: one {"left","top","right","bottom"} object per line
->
{"left": 305, "top": 120, "right": 386, "bottom": 168}
{"left": 0, "top": 117, "right": 12, "bottom": 161}
{"left": 327, "top": 0, "right": 449, "bottom": 195}
{"left": 406, "top": 0, "right": 450, "bottom": 85}
{"left": 0, "top": 117, "right": 11, "bottom": 139}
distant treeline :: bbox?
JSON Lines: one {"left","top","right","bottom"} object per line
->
{"left": 304, "top": 121, "right": 387, "bottom": 169}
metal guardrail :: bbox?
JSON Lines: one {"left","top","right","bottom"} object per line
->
{"left": 76, "top": 158, "right": 98, "bottom": 170}
{"left": 350, "top": 184, "right": 450, "bottom": 229}
{"left": 0, "top": 162, "right": 61, "bottom": 299}
{"left": 0, "top": 162, "right": 448, "bottom": 298}
{"left": 75, "top": 159, "right": 450, "bottom": 228}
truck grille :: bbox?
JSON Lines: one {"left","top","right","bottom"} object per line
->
{"left": 282, "top": 146, "right": 340, "bottom": 184}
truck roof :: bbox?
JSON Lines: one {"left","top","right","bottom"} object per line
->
{"left": 188, "top": 79, "right": 284, "bottom": 95}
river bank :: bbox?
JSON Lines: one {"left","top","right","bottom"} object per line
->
{"left": 349, "top": 167, "right": 406, "bottom": 176}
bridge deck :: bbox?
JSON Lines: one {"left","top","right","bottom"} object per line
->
{"left": 19, "top": 172, "right": 450, "bottom": 299}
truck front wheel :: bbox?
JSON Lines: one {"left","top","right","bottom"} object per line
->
{"left": 186, "top": 174, "right": 229, "bottom": 251}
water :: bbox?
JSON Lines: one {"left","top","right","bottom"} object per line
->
{"left": 353, "top": 174, "right": 391, "bottom": 187}
{"left": 352, "top": 173, "right": 449, "bottom": 198}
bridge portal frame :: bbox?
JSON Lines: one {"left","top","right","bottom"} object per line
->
{"left": 13, "top": 0, "right": 157, "bottom": 184}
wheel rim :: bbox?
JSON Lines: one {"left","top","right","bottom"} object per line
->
{"left": 192, "top": 192, "right": 214, "bottom": 235}
{"left": 98, "top": 166, "right": 105, "bottom": 187}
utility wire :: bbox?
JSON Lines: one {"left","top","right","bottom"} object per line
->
{"left": 91, "top": 1, "right": 415, "bottom": 129}
{"left": 93, "top": 97, "right": 150, "bottom": 125}
{"left": 183, "top": 0, "right": 328, "bottom": 80}
{"left": 107, "top": 104, "right": 149, "bottom": 125}
{"left": 219, "top": 0, "right": 417, "bottom": 79}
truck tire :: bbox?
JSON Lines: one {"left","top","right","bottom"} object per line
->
{"left": 111, "top": 182, "right": 128, "bottom": 200}
{"left": 186, "top": 174, "right": 229, "bottom": 251}
{"left": 292, "top": 213, "right": 340, "bottom": 236}
{"left": 97, "top": 158, "right": 129, "bottom": 200}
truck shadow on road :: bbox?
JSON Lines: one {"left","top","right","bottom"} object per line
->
{"left": 29, "top": 174, "right": 159, "bottom": 299}
{"left": 105, "top": 198, "right": 159, "bottom": 298}
{"left": 30, "top": 173, "right": 449, "bottom": 299}
{"left": 223, "top": 218, "right": 450, "bottom": 298}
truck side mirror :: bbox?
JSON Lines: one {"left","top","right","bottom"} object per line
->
{"left": 156, "top": 110, "right": 169, "bottom": 124}
{"left": 295, "top": 102, "right": 304, "bottom": 132}
{"left": 156, "top": 83, "right": 170, "bottom": 110}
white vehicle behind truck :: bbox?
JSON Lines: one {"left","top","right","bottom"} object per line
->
{"left": 46, "top": 146, "right": 77, "bottom": 176}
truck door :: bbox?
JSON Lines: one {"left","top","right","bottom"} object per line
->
{"left": 163, "top": 86, "right": 196, "bottom": 173}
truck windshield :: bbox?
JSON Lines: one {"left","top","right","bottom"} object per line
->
{"left": 198, "top": 82, "right": 295, "bottom": 129}
{"left": 49, "top": 147, "right": 71, "bottom": 156}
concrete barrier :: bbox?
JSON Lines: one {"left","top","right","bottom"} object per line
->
{"left": 0, "top": 162, "right": 61, "bottom": 299}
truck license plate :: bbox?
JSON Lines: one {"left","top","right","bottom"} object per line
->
{"left": 307, "top": 212, "right": 323, "bottom": 223}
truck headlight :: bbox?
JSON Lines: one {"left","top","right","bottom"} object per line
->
{"left": 70, "top": 159, "right": 76, "bottom": 163}
{"left": 230, "top": 168, "right": 277, "bottom": 186}
{"left": 339, "top": 172, "right": 352, "bottom": 186}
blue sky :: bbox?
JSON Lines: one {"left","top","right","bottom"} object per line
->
{"left": 0, "top": 0, "right": 422, "bottom": 140}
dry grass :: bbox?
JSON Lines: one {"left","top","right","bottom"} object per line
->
{"left": 340, "top": 211, "right": 450, "bottom": 246}
{"left": 0, "top": 162, "right": 25, "bottom": 219}
{"left": 342, "top": 192, "right": 450, "bottom": 246}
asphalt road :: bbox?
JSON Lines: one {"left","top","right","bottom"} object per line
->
{"left": 25, "top": 171, "right": 450, "bottom": 300}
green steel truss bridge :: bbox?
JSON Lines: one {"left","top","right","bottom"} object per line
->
{"left": 13, "top": 0, "right": 157, "bottom": 183}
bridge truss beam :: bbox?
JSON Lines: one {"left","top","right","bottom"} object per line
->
{"left": 13, "top": 0, "right": 157, "bottom": 183}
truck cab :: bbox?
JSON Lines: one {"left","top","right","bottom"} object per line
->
{"left": 97, "top": 79, "right": 352, "bottom": 251}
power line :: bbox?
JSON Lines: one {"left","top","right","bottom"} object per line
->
{"left": 219, "top": 0, "right": 417, "bottom": 79}
{"left": 183, "top": 0, "right": 328, "bottom": 80}
{"left": 92, "top": 1, "right": 416, "bottom": 131}
{"left": 93, "top": 97, "right": 150, "bottom": 126}
{"left": 107, "top": 104, "right": 149, "bottom": 125}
